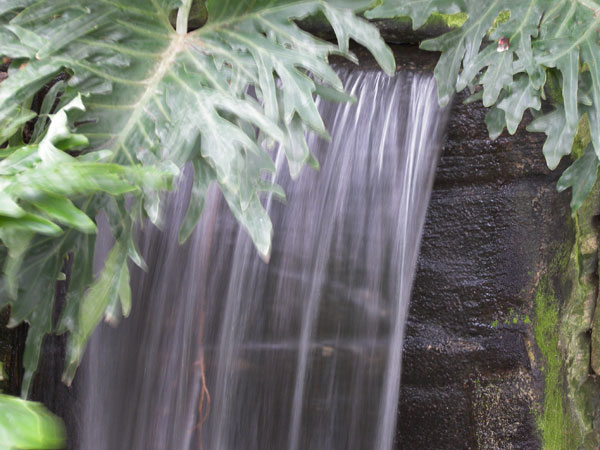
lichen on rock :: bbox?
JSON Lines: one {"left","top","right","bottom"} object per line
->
{"left": 533, "top": 177, "right": 600, "bottom": 449}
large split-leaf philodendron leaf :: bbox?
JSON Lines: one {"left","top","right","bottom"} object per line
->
{"left": 1, "top": 0, "right": 394, "bottom": 258}
{"left": 0, "top": 1, "right": 394, "bottom": 392}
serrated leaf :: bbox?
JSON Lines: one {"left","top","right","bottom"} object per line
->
{"left": 497, "top": 75, "right": 541, "bottom": 134}
{"left": 322, "top": 4, "right": 395, "bottom": 75}
{"left": 258, "top": 179, "right": 287, "bottom": 202}
{"left": 314, "top": 83, "right": 357, "bottom": 103}
{"left": 0, "top": 97, "right": 175, "bottom": 397}
{"left": 557, "top": 144, "right": 600, "bottom": 213}
{"left": 178, "top": 159, "right": 215, "bottom": 244}
{"left": 463, "top": 89, "right": 483, "bottom": 104}
{"left": 485, "top": 104, "right": 506, "bottom": 140}
{"left": 222, "top": 189, "right": 272, "bottom": 261}
{"left": 556, "top": 50, "right": 579, "bottom": 130}
{"left": 527, "top": 105, "right": 576, "bottom": 169}
{"left": 1, "top": 0, "right": 395, "bottom": 254}
{"left": 420, "top": 0, "right": 504, "bottom": 106}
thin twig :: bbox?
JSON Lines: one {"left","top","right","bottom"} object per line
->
{"left": 194, "top": 192, "right": 218, "bottom": 449}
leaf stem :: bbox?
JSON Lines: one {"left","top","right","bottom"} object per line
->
{"left": 176, "top": 0, "right": 192, "bottom": 35}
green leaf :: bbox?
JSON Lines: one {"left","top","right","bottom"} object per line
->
{"left": 0, "top": 214, "right": 62, "bottom": 236}
{"left": 116, "top": 262, "right": 131, "bottom": 318}
{"left": 30, "top": 195, "right": 97, "bottom": 234}
{"left": 322, "top": 4, "right": 395, "bottom": 75}
{"left": 0, "top": 192, "right": 25, "bottom": 218}
{"left": 379, "top": 0, "right": 600, "bottom": 212}
{"left": 365, "top": 0, "right": 465, "bottom": 29}
{"left": 222, "top": 189, "right": 273, "bottom": 262}
{"left": 1, "top": 0, "right": 394, "bottom": 258}
{"left": 0, "top": 394, "right": 65, "bottom": 450}
{"left": 420, "top": 0, "right": 505, "bottom": 106}
{"left": 285, "top": 114, "right": 315, "bottom": 179}
{"left": 64, "top": 240, "right": 128, "bottom": 383}
{"left": 0, "top": 228, "right": 33, "bottom": 298}
{"left": 314, "top": 83, "right": 357, "bottom": 103}
{"left": 127, "top": 237, "right": 147, "bottom": 272}
{"left": 178, "top": 159, "right": 215, "bottom": 244}
{"left": 0, "top": 60, "right": 62, "bottom": 143}
{"left": 30, "top": 80, "right": 66, "bottom": 143}
{"left": 0, "top": 97, "right": 175, "bottom": 396}
{"left": 485, "top": 104, "right": 506, "bottom": 140}
{"left": 497, "top": 75, "right": 541, "bottom": 134}
{"left": 527, "top": 105, "right": 576, "bottom": 170}
{"left": 557, "top": 144, "right": 600, "bottom": 214}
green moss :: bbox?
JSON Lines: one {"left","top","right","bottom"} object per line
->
{"left": 489, "top": 10, "right": 510, "bottom": 35}
{"left": 558, "top": 183, "right": 600, "bottom": 445}
{"left": 545, "top": 68, "right": 564, "bottom": 104}
{"left": 390, "top": 12, "right": 467, "bottom": 31}
{"left": 499, "top": 309, "right": 532, "bottom": 327}
{"left": 497, "top": 10, "right": 511, "bottom": 23}
{"left": 572, "top": 114, "right": 591, "bottom": 160}
{"left": 548, "top": 241, "right": 572, "bottom": 275}
{"left": 430, "top": 12, "right": 467, "bottom": 29}
{"left": 534, "top": 282, "right": 582, "bottom": 449}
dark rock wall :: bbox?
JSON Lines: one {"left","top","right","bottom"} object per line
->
{"left": 397, "top": 79, "right": 574, "bottom": 448}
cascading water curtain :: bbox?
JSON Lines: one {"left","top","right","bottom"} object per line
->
{"left": 78, "top": 68, "right": 449, "bottom": 450}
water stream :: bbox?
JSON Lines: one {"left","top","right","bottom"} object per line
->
{"left": 78, "top": 68, "right": 448, "bottom": 450}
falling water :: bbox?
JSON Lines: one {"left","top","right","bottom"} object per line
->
{"left": 78, "top": 68, "right": 448, "bottom": 450}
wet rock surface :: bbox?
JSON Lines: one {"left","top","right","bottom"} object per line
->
{"left": 397, "top": 61, "right": 574, "bottom": 448}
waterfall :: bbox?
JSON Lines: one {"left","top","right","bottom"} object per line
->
{"left": 78, "top": 68, "right": 448, "bottom": 450}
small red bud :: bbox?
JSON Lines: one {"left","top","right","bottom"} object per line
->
{"left": 497, "top": 37, "right": 510, "bottom": 52}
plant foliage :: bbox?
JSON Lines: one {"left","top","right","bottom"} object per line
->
{"left": 368, "top": 0, "right": 600, "bottom": 213}
{"left": 0, "top": 0, "right": 395, "bottom": 395}
{"left": 0, "top": 393, "right": 65, "bottom": 450}
{"left": 3, "top": 0, "right": 600, "bottom": 408}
